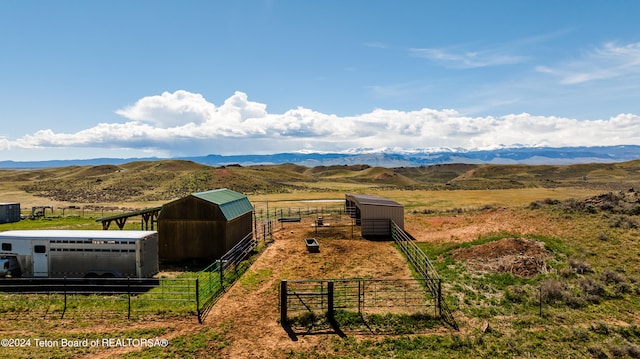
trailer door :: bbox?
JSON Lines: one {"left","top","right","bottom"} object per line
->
{"left": 32, "top": 240, "right": 49, "bottom": 277}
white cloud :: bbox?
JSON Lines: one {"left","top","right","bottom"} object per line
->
{"left": 116, "top": 90, "right": 216, "bottom": 127}
{"left": 2, "top": 90, "right": 640, "bottom": 159}
{"left": 410, "top": 47, "right": 526, "bottom": 68}
{"left": 537, "top": 41, "right": 640, "bottom": 85}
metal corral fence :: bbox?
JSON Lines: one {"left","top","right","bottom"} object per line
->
{"left": 196, "top": 232, "right": 257, "bottom": 321}
{"left": 253, "top": 203, "right": 346, "bottom": 221}
{"left": 280, "top": 278, "right": 441, "bottom": 323}
{"left": 391, "top": 221, "right": 458, "bottom": 330}
{"left": 0, "top": 277, "right": 197, "bottom": 320}
{"left": 254, "top": 219, "right": 275, "bottom": 241}
{"left": 0, "top": 233, "right": 261, "bottom": 323}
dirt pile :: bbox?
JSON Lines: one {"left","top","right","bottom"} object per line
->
{"left": 451, "top": 237, "right": 549, "bottom": 277}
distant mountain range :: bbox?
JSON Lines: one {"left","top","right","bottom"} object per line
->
{"left": 2, "top": 145, "right": 640, "bottom": 169}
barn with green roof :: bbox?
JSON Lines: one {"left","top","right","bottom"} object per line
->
{"left": 157, "top": 188, "right": 254, "bottom": 262}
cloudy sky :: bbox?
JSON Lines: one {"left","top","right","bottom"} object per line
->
{"left": 1, "top": 1, "right": 640, "bottom": 161}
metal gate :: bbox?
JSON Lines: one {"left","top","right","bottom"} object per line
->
{"left": 280, "top": 278, "right": 441, "bottom": 325}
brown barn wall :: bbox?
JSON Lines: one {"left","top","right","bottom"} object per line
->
{"left": 158, "top": 220, "right": 227, "bottom": 261}
{"left": 224, "top": 212, "right": 253, "bottom": 251}
{"left": 158, "top": 195, "right": 253, "bottom": 262}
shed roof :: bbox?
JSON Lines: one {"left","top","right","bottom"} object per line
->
{"left": 192, "top": 188, "right": 253, "bottom": 220}
{"left": 346, "top": 194, "right": 403, "bottom": 207}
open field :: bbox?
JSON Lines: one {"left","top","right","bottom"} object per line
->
{"left": 1, "top": 161, "right": 640, "bottom": 358}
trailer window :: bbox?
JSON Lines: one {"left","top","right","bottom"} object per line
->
{"left": 34, "top": 245, "right": 47, "bottom": 253}
{"left": 1, "top": 243, "right": 10, "bottom": 251}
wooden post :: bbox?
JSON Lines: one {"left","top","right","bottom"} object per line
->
{"left": 196, "top": 278, "right": 201, "bottom": 324}
{"left": 127, "top": 276, "right": 131, "bottom": 320}
{"left": 219, "top": 260, "right": 224, "bottom": 290}
{"left": 358, "top": 280, "right": 362, "bottom": 314}
{"left": 437, "top": 279, "right": 442, "bottom": 318}
{"left": 280, "top": 281, "right": 288, "bottom": 324}
{"left": 62, "top": 276, "right": 67, "bottom": 319}
{"left": 327, "top": 281, "right": 335, "bottom": 322}
{"left": 539, "top": 285, "right": 543, "bottom": 317}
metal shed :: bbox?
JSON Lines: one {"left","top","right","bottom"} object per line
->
{"left": 0, "top": 203, "right": 21, "bottom": 224}
{"left": 345, "top": 194, "right": 404, "bottom": 237}
{"left": 157, "top": 188, "right": 253, "bottom": 262}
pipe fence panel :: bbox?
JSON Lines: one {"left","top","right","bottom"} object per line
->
{"left": 0, "top": 277, "right": 197, "bottom": 320}
{"left": 391, "top": 221, "right": 458, "bottom": 330}
{"left": 280, "top": 278, "right": 441, "bottom": 324}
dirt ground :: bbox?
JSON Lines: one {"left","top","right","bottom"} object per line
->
{"left": 83, "top": 218, "right": 414, "bottom": 358}
{"left": 203, "top": 219, "right": 415, "bottom": 358}
{"left": 404, "top": 207, "right": 560, "bottom": 244}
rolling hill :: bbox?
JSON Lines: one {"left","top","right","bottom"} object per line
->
{"left": 3, "top": 159, "right": 640, "bottom": 206}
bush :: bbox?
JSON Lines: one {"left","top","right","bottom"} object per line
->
{"left": 609, "top": 343, "right": 640, "bottom": 358}
{"left": 579, "top": 277, "right": 604, "bottom": 303}
{"left": 590, "top": 322, "right": 610, "bottom": 335}
{"left": 628, "top": 344, "right": 640, "bottom": 359}
{"left": 602, "top": 269, "right": 626, "bottom": 285}
{"left": 569, "top": 259, "right": 593, "bottom": 274}
{"left": 504, "top": 286, "right": 529, "bottom": 304}
{"left": 540, "top": 279, "right": 565, "bottom": 302}
{"left": 602, "top": 270, "right": 632, "bottom": 296}
{"left": 562, "top": 290, "right": 587, "bottom": 308}
{"left": 572, "top": 328, "right": 590, "bottom": 342}
{"left": 528, "top": 201, "right": 543, "bottom": 210}
{"left": 609, "top": 215, "right": 638, "bottom": 229}
{"left": 588, "top": 344, "right": 608, "bottom": 359}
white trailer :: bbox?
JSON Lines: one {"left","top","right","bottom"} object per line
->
{"left": 0, "top": 230, "right": 158, "bottom": 278}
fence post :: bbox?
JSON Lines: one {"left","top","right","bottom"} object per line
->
{"left": 196, "top": 278, "right": 202, "bottom": 324}
{"left": 539, "top": 285, "right": 543, "bottom": 317}
{"left": 208, "top": 264, "right": 212, "bottom": 297}
{"left": 127, "top": 277, "right": 131, "bottom": 320}
{"left": 327, "top": 281, "right": 335, "bottom": 323}
{"left": 357, "top": 280, "right": 362, "bottom": 314}
{"left": 280, "top": 281, "right": 288, "bottom": 324}
{"left": 219, "top": 260, "right": 224, "bottom": 290}
{"left": 62, "top": 276, "right": 67, "bottom": 319}
{"left": 437, "top": 279, "right": 442, "bottom": 318}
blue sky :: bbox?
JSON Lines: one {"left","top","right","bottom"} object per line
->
{"left": 1, "top": 1, "right": 640, "bottom": 161}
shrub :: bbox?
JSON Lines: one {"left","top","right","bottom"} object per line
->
{"left": 609, "top": 343, "right": 640, "bottom": 358}
{"left": 562, "top": 290, "right": 587, "bottom": 308}
{"left": 609, "top": 215, "right": 638, "bottom": 229}
{"left": 590, "top": 322, "right": 610, "bottom": 335}
{"left": 504, "top": 286, "right": 528, "bottom": 304}
{"left": 572, "top": 328, "right": 590, "bottom": 342}
{"left": 529, "top": 198, "right": 561, "bottom": 209}
{"left": 569, "top": 259, "right": 593, "bottom": 274}
{"left": 602, "top": 269, "right": 626, "bottom": 284}
{"left": 602, "top": 270, "right": 631, "bottom": 296}
{"left": 588, "top": 344, "right": 608, "bottom": 359}
{"left": 540, "top": 279, "right": 565, "bottom": 302}
{"left": 628, "top": 344, "right": 640, "bottom": 359}
{"left": 528, "top": 201, "right": 543, "bottom": 210}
